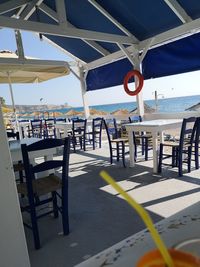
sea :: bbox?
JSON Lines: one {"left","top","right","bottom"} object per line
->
{"left": 47, "top": 94, "right": 200, "bottom": 114}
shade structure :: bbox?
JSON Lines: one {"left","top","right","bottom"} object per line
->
{"left": 2, "top": 106, "right": 12, "bottom": 113}
{"left": 29, "top": 111, "right": 40, "bottom": 117}
{"left": 86, "top": 32, "right": 200, "bottom": 91}
{"left": 111, "top": 109, "right": 129, "bottom": 116}
{"left": 49, "top": 111, "right": 63, "bottom": 117}
{"left": 130, "top": 103, "right": 156, "bottom": 114}
{"left": 0, "top": 2, "right": 199, "bottom": 90}
{"left": 89, "top": 108, "right": 107, "bottom": 115}
{"left": 0, "top": 51, "right": 70, "bottom": 129}
{"left": 0, "top": 51, "right": 70, "bottom": 83}
{"left": 65, "top": 109, "right": 83, "bottom": 116}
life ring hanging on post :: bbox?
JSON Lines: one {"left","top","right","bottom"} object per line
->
{"left": 123, "top": 70, "right": 144, "bottom": 96}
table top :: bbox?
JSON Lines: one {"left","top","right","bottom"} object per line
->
{"left": 125, "top": 119, "right": 182, "bottom": 128}
{"left": 75, "top": 202, "right": 200, "bottom": 267}
{"left": 9, "top": 138, "right": 41, "bottom": 152}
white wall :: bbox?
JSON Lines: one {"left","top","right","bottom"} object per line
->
{"left": 0, "top": 106, "right": 30, "bottom": 267}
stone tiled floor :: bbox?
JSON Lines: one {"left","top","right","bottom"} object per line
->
{"left": 25, "top": 142, "right": 200, "bottom": 267}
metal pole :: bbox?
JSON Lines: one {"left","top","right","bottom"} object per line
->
{"left": 155, "top": 90, "right": 158, "bottom": 112}
{"left": 7, "top": 72, "right": 19, "bottom": 132}
{"left": 78, "top": 67, "right": 90, "bottom": 119}
{"left": 135, "top": 61, "right": 144, "bottom": 117}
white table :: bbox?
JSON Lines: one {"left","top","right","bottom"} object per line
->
{"left": 55, "top": 122, "right": 73, "bottom": 137}
{"left": 18, "top": 121, "right": 31, "bottom": 138}
{"left": 75, "top": 202, "right": 200, "bottom": 267}
{"left": 55, "top": 121, "right": 93, "bottom": 138}
{"left": 9, "top": 138, "right": 56, "bottom": 162}
{"left": 125, "top": 119, "right": 182, "bottom": 173}
{"left": 9, "top": 137, "right": 57, "bottom": 178}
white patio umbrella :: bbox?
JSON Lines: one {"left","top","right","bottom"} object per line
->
{"left": 0, "top": 51, "right": 70, "bottom": 129}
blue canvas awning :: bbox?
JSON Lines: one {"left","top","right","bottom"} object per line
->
{"left": 86, "top": 31, "right": 200, "bottom": 90}
{"left": 0, "top": 0, "right": 200, "bottom": 90}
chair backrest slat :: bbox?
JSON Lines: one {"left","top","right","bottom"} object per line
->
{"left": 72, "top": 119, "right": 87, "bottom": 134}
{"left": 55, "top": 118, "right": 66, "bottom": 123}
{"left": 179, "top": 117, "right": 196, "bottom": 147}
{"left": 93, "top": 117, "right": 103, "bottom": 131}
{"left": 104, "top": 118, "right": 118, "bottom": 140}
{"left": 129, "top": 115, "right": 142, "bottom": 123}
{"left": 21, "top": 137, "right": 70, "bottom": 182}
{"left": 7, "top": 131, "right": 20, "bottom": 140}
{"left": 32, "top": 160, "right": 63, "bottom": 173}
{"left": 25, "top": 138, "right": 64, "bottom": 152}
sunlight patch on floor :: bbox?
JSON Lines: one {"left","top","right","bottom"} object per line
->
{"left": 100, "top": 180, "right": 140, "bottom": 195}
{"left": 100, "top": 178, "right": 200, "bottom": 218}
{"left": 120, "top": 179, "right": 200, "bottom": 204}
{"left": 146, "top": 191, "right": 200, "bottom": 217}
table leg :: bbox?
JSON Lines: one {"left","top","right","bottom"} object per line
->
{"left": 56, "top": 127, "right": 60, "bottom": 138}
{"left": 152, "top": 131, "right": 158, "bottom": 173}
{"left": 160, "top": 131, "right": 164, "bottom": 143}
{"left": 64, "top": 127, "right": 68, "bottom": 137}
{"left": 128, "top": 130, "right": 135, "bottom": 167}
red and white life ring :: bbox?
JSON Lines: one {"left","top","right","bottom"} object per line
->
{"left": 123, "top": 70, "right": 144, "bottom": 96}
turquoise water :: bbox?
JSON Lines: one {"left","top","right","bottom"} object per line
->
{"left": 21, "top": 95, "right": 200, "bottom": 118}
{"left": 48, "top": 94, "right": 200, "bottom": 114}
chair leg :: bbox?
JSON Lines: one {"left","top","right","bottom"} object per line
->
{"left": 187, "top": 147, "right": 192, "bottom": 173}
{"left": 29, "top": 202, "right": 40, "bottom": 249}
{"left": 79, "top": 137, "right": 82, "bottom": 149}
{"left": 172, "top": 147, "right": 176, "bottom": 167}
{"left": 109, "top": 144, "right": 113, "bottom": 164}
{"left": 92, "top": 133, "right": 95, "bottom": 150}
{"left": 52, "top": 191, "right": 59, "bottom": 218}
{"left": 116, "top": 143, "right": 119, "bottom": 161}
{"left": 62, "top": 184, "right": 69, "bottom": 235}
{"left": 175, "top": 148, "right": 178, "bottom": 167}
{"left": 72, "top": 137, "right": 76, "bottom": 152}
{"left": 178, "top": 151, "right": 183, "bottom": 177}
{"left": 141, "top": 137, "right": 145, "bottom": 155}
{"left": 99, "top": 132, "right": 102, "bottom": 148}
{"left": 195, "top": 143, "right": 199, "bottom": 169}
{"left": 133, "top": 134, "right": 137, "bottom": 161}
{"left": 145, "top": 138, "right": 148, "bottom": 161}
{"left": 121, "top": 142, "right": 126, "bottom": 168}
{"left": 158, "top": 144, "right": 163, "bottom": 173}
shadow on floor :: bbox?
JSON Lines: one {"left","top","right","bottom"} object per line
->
{"left": 27, "top": 147, "right": 200, "bottom": 267}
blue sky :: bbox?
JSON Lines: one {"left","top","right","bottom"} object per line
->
{"left": 1, "top": 29, "right": 200, "bottom": 107}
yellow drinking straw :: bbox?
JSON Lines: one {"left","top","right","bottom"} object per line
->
{"left": 100, "top": 170, "right": 174, "bottom": 267}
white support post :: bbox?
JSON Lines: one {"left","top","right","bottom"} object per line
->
{"left": 0, "top": 103, "right": 30, "bottom": 267}
{"left": 78, "top": 67, "right": 90, "bottom": 119}
{"left": 118, "top": 43, "right": 144, "bottom": 117}
{"left": 135, "top": 60, "right": 144, "bottom": 117}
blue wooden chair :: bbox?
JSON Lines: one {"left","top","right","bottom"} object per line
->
{"left": 30, "top": 119, "right": 44, "bottom": 138}
{"left": 55, "top": 118, "right": 66, "bottom": 123}
{"left": 71, "top": 119, "right": 87, "bottom": 152}
{"left": 189, "top": 117, "right": 200, "bottom": 170}
{"left": 104, "top": 118, "right": 129, "bottom": 167}
{"left": 44, "top": 118, "right": 56, "bottom": 138}
{"left": 7, "top": 130, "right": 20, "bottom": 140}
{"left": 18, "top": 120, "right": 30, "bottom": 138}
{"left": 86, "top": 117, "right": 103, "bottom": 150}
{"left": 129, "top": 115, "right": 152, "bottom": 161}
{"left": 158, "top": 117, "right": 197, "bottom": 176}
{"left": 54, "top": 118, "right": 67, "bottom": 138}
{"left": 17, "top": 137, "right": 70, "bottom": 249}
